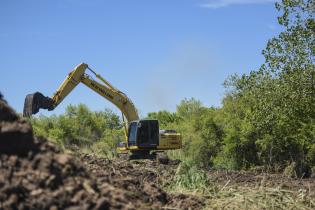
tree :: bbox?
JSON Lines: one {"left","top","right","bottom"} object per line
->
{"left": 219, "top": 0, "right": 314, "bottom": 173}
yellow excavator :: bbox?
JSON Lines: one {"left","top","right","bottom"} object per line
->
{"left": 23, "top": 63, "right": 181, "bottom": 159}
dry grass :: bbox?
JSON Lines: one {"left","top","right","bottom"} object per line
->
{"left": 204, "top": 186, "right": 314, "bottom": 210}
{"left": 163, "top": 163, "right": 315, "bottom": 210}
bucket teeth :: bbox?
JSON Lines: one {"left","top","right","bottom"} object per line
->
{"left": 23, "top": 92, "right": 54, "bottom": 117}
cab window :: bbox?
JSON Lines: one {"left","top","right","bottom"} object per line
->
{"left": 128, "top": 122, "right": 137, "bottom": 146}
{"left": 138, "top": 122, "right": 149, "bottom": 144}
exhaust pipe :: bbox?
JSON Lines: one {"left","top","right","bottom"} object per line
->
{"left": 23, "top": 92, "right": 54, "bottom": 117}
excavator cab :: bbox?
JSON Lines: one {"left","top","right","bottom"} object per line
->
{"left": 117, "top": 120, "right": 160, "bottom": 156}
{"left": 127, "top": 120, "right": 159, "bottom": 148}
{"left": 116, "top": 120, "right": 161, "bottom": 158}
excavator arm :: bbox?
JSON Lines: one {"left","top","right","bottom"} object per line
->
{"left": 23, "top": 63, "right": 139, "bottom": 137}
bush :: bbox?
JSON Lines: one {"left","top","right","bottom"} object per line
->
{"left": 31, "top": 104, "right": 124, "bottom": 154}
{"left": 171, "top": 161, "right": 212, "bottom": 193}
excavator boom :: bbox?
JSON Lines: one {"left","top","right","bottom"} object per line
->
{"left": 23, "top": 63, "right": 139, "bottom": 123}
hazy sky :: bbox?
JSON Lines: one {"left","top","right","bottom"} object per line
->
{"left": 0, "top": 0, "right": 282, "bottom": 117}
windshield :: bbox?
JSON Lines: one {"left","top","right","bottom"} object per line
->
{"left": 128, "top": 122, "right": 137, "bottom": 146}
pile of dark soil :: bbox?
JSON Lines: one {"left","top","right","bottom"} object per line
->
{"left": 0, "top": 94, "right": 204, "bottom": 210}
{"left": 80, "top": 155, "right": 205, "bottom": 210}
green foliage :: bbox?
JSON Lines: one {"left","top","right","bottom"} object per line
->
{"left": 169, "top": 162, "right": 213, "bottom": 193}
{"left": 31, "top": 104, "right": 124, "bottom": 156}
{"left": 150, "top": 98, "right": 224, "bottom": 168}
{"left": 210, "top": 0, "right": 314, "bottom": 172}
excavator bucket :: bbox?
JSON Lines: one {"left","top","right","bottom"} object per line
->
{"left": 23, "top": 92, "right": 54, "bottom": 117}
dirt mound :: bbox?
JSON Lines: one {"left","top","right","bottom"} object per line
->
{"left": 0, "top": 96, "right": 35, "bottom": 156}
{"left": 0, "top": 94, "right": 205, "bottom": 210}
